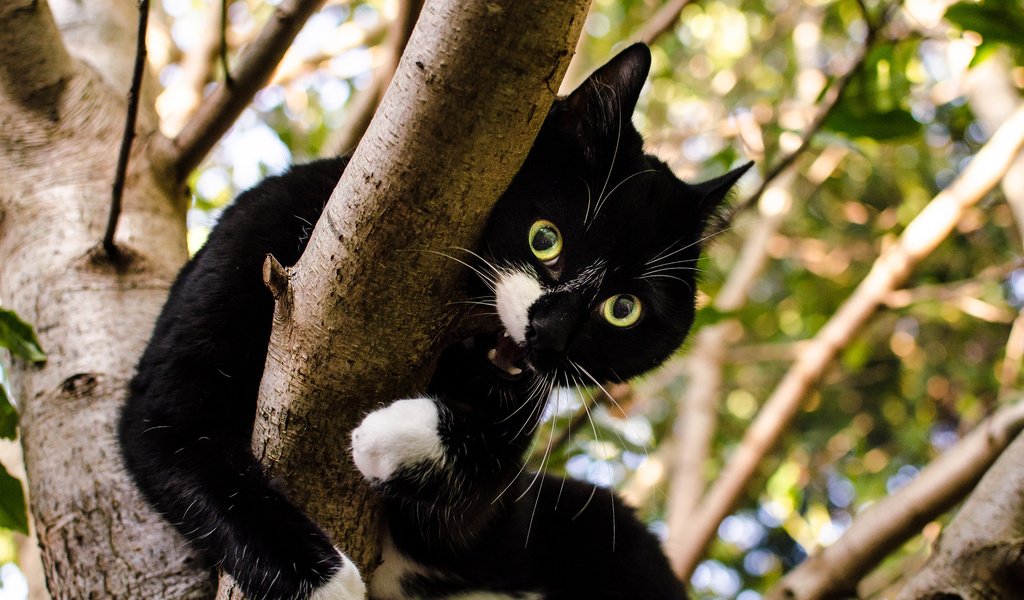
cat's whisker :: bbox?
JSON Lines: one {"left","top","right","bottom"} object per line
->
{"left": 579, "top": 177, "right": 593, "bottom": 226}
{"left": 521, "top": 375, "right": 562, "bottom": 546}
{"left": 639, "top": 265, "right": 702, "bottom": 277}
{"left": 450, "top": 246, "right": 503, "bottom": 279}
{"left": 493, "top": 373, "right": 554, "bottom": 506}
{"left": 645, "top": 225, "right": 738, "bottom": 267}
{"left": 423, "top": 249, "right": 498, "bottom": 291}
{"left": 588, "top": 80, "right": 622, "bottom": 228}
{"left": 644, "top": 256, "right": 703, "bottom": 270}
{"left": 592, "top": 169, "right": 658, "bottom": 220}
{"left": 638, "top": 273, "right": 693, "bottom": 290}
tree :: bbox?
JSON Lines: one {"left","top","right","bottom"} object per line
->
{"left": 4, "top": 0, "right": 1024, "bottom": 599}
{"left": 0, "top": 0, "right": 588, "bottom": 597}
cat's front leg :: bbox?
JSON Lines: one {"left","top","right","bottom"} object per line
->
{"left": 309, "top": 553, "right": 366, "bottom": 600}
{"left": 350, "top": 397, "right": 450, "bottom": 496}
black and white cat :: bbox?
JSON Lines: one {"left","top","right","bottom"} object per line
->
{"left": 119, "top": 43, "right": 749, "bottom": 600}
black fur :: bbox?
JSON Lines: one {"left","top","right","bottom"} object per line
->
{"left": 119, "top": 43, "right": 750, "bottom": 600}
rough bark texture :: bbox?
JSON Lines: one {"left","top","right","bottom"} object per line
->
{"left": 248, "top": 0, "right": 589, "bottom": 579}
{"left": 897, "top": 431, "right": 1024, "bottom": 600}
{"left": 0, "top": 1, "right": 212, "bottom": 597}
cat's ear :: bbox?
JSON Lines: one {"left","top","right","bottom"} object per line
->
{"left": 691, "top": 161, "right": 755, "bottom": 216}
{"left": 555, "top": 43, "right": 652, "bottom": 141}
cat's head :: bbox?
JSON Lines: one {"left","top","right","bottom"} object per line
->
{"left": 477, "top": 43, "right": 751, "bottom": 386}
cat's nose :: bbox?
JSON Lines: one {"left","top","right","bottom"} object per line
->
{"left": 526, "top": 293, "right": 577, "bottom": 355}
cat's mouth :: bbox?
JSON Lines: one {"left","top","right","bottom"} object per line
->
{"left": 487, "top": 331, "right": 528, "bottom": 379}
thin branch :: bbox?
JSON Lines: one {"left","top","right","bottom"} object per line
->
{"left": 767, "top": 401, "right": 1024, "bottom": 600}
{"left": 219, "top": 0, "right": 232, "bottom": 87}
{"left": 717, "top": 1, "right": 888, "bottom": 230}
{"left": 635, "top": 0, "right": 694, "bottom": 45}
{"left": 164, "top": 0, "right": 327, "bottom": 181}
{"left": 104, "top": 0, "right": 150, "bottom": 259}
{"left": 670, "top": 103, "right": 1024, "bottom": 580}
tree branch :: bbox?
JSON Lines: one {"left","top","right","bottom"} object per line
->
{"left": 323, "top": 0, "right": 423, "bottom": 155}
{"left": 670, "top": 103, "right": 1024, "bottom": 579}
{"left": 896, "top": 428, "right": 1024, "bottom": 598}
{"left": 768, "top": 401, "right": 1024, "bottom": 600}
{"left": 163, "top": 0, "right": 327, "bottom": 181}
{"left": 635, "top": 0, "right": 693, "bottom": 45}
{"left": 105, "top": 0, "right": 150, "bottom": 259}
{"left": 245, "top": 0, "right": 590, "bottom": 578}
{"left": 718, "top": 0, "right": 886, "bottom": 229}
{"left": 0, "top": 0, "right": 74, "bottom": 115}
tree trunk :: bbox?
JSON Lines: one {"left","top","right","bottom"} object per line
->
{"left": 2, "top": 0, "right": 591, "bottom": 597}
{"left": 0, "top": 0, "right": 212, "bottom": 597}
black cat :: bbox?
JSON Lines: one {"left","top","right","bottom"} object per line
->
{"left": 119, "top": 43, "right": 749, "bottom": 600}
{"left": 349, "top": 44, "right": 749, "bottom": 599}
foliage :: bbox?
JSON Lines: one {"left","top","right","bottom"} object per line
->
{"left": 0, "top": 306, "right": 38, "bottom": 536}
{"left": 151, "top": 0, "right": 1024, "bottom": 597}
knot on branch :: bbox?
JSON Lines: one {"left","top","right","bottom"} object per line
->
{"left": 263, "top": 253, "right": 291, "bottom": 300}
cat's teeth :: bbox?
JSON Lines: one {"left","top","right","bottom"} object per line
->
{"left": 488, "top": 348, "right": 498, "bottom": 362}
{"left": 502, "top": 331, "right": 510, "bottom": 338}
{"left": 506, "top": 366, "right": 523, "bottom": 376}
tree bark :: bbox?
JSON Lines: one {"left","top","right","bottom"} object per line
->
{"left": 896, "top": 431, "right": 1024, "bottom": 600}
{"left": 242, "top": 0, "right": 591, "bottom": 584}
{"left": 0, "top": 0, "right": 212, "bottom": 597}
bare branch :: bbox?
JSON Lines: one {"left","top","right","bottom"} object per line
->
{"left": 158, "top": 0, "right": 224, "bottom": 136}
{"left": 0, "top": 0, "right": 74, "bottom": 115}
{"left": 718, "top": 0, "right": 887, "bottom": 229}
{"left": 163, "top": 0, "right": 327, "bottom": 181}
{"left": 768, "top": 401, "right": 1024, "bottom": 600}
{"left": 670, "top": 103, "right": 1024, "bottom": 579}
{"left": 635, "top": 0, "right": 693, "bottom": 45}
{"left": 105, "top": 0, "right": 150, "bottom": 260}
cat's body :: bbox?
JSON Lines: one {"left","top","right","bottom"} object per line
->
{"left": 120, "top": 43, "right": 749, "bottom": 600}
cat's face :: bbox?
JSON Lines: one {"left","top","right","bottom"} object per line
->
{"left": 476, "top": 44, "right": 750, "bottom": 387}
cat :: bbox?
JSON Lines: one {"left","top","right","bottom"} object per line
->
{"left": 119, "top": 42, "right": 750, "bottom": 600}
{"left": 348, "top": 44, "right": 750, "bottom": 599}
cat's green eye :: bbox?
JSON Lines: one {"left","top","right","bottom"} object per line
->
{"left": 602, "top": 294, "right": 642, "bottom": 328}
{"left": 529, "top": 220, "right": 562, "bottom": 264}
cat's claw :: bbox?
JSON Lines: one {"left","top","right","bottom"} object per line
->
{"left": 351, "top": 398, "right": 445, "bottom": 482}
{"left": 310, "top": 552, "right": 365, "bottom": 600}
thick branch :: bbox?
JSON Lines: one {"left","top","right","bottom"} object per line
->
{"left": 0, "top": 0, "right": 74, "bottom": 114}
{"left": 897, "top": 430, "right": 1024, "bottom": 599}
{"left": 769, "top": 401, "right": 1024, "bottom": 600}
{"left": 164, "top": 0, "right": 326, "bottom": 181}
{"left": 249, "top": 0, "right": 589, "bottom": 577}
{"left": 670, "top": 103, "right": 1024, "bottom": 579}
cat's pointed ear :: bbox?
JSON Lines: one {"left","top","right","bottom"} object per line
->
{"left": 692, "top": 161, "right": 755, "bottom": 215}
{"left": 555, "top": 43, "right": 652, "bottom": 140}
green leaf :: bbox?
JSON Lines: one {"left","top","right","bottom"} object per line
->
{"left": 824, "top": 105, "right": 921, "bottom": 140}
{"left": 945, "top": 2, "right": 1024, "bottom": 47}
{"left": 0, "top": 309, "right": 46, "bottom": 364}
{"left": 0, "top": 464, "right": 28, "bottom": 534}
{"left": 0, "top": 387, "right": 16, "bottom": 440}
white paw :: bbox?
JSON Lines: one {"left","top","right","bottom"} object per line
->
{"left": 351, "top": 398, "right": 445, "bottom": 482}
{"left": 310, "top": 553, "right": 365, "bottom": 600}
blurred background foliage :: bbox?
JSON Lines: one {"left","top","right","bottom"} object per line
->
{"left": 4, "top": 0, "right": 1024, "bottom": 597}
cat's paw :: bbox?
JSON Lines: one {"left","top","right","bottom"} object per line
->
{"left": 310, "top": 552, "right": 365, "bottom": 600}
{"left": 351, "top": 398, "right": 446, "bottom": 482}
